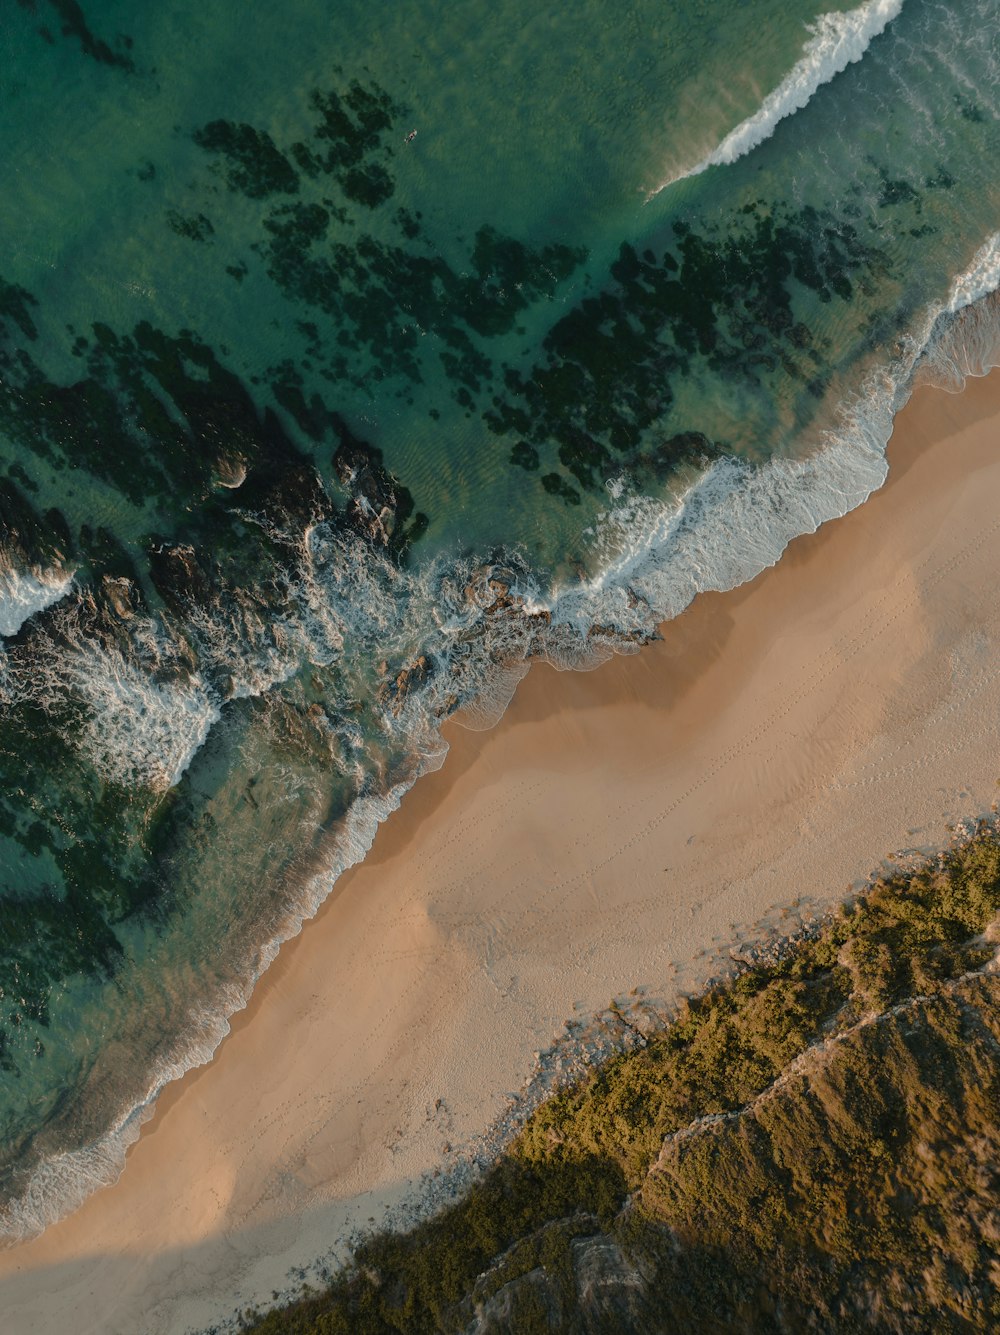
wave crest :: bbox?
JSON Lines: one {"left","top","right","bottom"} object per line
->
{"left": 650, "top": 0, "right": 905, "bottom": 195}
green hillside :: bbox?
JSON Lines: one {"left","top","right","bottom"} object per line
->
{"left": 236, "top": 825, "right": 1000, "bottom": 1334}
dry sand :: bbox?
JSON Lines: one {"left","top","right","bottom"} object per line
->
{"left": 3, "top": 369, "right": 1000, "bottom": 1333}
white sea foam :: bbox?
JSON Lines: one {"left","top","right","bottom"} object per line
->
{"left": 73, "top": 649, "right": 220, "bottom": 791}
{"left": 552, "top": 229, "right": 1000, "bottom": 647}
{"left": 650, "top": 0, "right": 904, "bottom": 195}
{"left": 0, "top": 978, "right": 251, "bottom": 1243}
{"left": 186, "top": 595, "right": 304, "bottom": 702}
{"left": 551, "top": 399, "right": 892, "bottom": 640}
{"left": 0, "top": 1104, "right": 152, "bottom": 1243}
{"left": 912, "top": 237, "right": 1000, "bottom": 390}
{"left": 0, "top": 566, "right": 73, "bottom": 638}
{"left": 921, "top": 290, "right": 1000, "bottom": 391}
{"left": 946, "top": 232, "right": 1000, "bottom": 316}
{"left": 23, "top": 612, "right": 222, "bottom": 792}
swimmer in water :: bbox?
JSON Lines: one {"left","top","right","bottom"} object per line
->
{"left": 404, "top": 128, "right": 417, "bottom": 144}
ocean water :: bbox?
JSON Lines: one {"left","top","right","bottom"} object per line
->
{"left": 0, "top": 0, "right": 998, "bottom": 1237}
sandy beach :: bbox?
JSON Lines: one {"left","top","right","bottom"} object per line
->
{"left": 3, "top": 365, "right": 1000, "bottom": 1333}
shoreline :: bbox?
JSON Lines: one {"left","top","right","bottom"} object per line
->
{"left": 3, "top": 366, "right": 1000, "bottom": 1332}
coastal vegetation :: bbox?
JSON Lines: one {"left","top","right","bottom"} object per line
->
{"left": 239, "top": 822, "right": 1000, "bottom": 1333}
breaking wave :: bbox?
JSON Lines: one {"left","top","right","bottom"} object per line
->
{"left": 72, "top": 647, "right": 219, "bottom": 793}
{"left": 945, "top": 232, "right": 1000, "bottom": 318}
{"left": 916, "top": 236, "right": 1000, "bottom": 390}
{"left": 0, "top": 565, "right": 73, "bottom": 638}
{"left": 552, "top": 232, "right": 1000, "bottom": 632}
{"left": 650, "top": 0, "right": 905, "bottom": 195}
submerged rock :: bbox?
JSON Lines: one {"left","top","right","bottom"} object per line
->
{"left": 377, "top": 654, "right": 433, "bottom": 716}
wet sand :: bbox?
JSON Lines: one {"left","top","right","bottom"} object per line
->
{"left": 3, "top": 369, "right": 1000, "bottom": 1333}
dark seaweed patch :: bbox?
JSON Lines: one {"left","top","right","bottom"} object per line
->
{"left": 487, "top": 200, "right": 892, "bottom": 498}
{"left": 0, "top": 256, "right": 432, "bottom": 587}
{"left": 0, "top": 302, "right": 290, "bottom": 510}
{"left": 873, "top": 168, "right": 921, "bottom": 211}
{"left": 540, "top": 472, "right": 580, "bottom": 506}
{"left": 955, "top": 95, "right": 986, "bottom": 124}
{"left": 255, "top": 208, "right": 574, "bottom": 393}
{"left": 195, "top": 78, "right": 401, "bottom": 211}
{"left": 166, "top": 211, "right": 215, "bottom": 243}
{"left": 509, "top": 440, "right": 539, "bottom": 471}
{"left": 256, "top": 213, "right": 584, "bottom": 395}
{"left": 395, "top": 207, "right": 421, "bottom": 240}
{"left": 0, "top": 279, "right": 39, "bottom": 343}
{"left": 341, "top": 162, "right": 394, "bottom": 208}
{"left": 6, "top": 463, "right": 39, "bottom": 495}
{"left": 182, "top": 81, "right": 586, "bottom": 401}
{"left": 263, "top": 201, "right": 330, "bottom": 246}
{"left": 291, "top": 81, "right": 400, "bottom": 178}
{"left": 0, "top": 687, "right": 168, "bottom": 1082}
{"left": 42, "top": 0, "right": 134, "bottom": 70}
{"left": 925, "top": 165, "right": 956, "bottom": 191}
{"left": 192, "top": 122, "right": 299, "bottom": 199}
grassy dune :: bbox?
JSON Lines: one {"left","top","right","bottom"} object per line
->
{"left": 237, "top": 826, "right": 1000, "bottom": 1334}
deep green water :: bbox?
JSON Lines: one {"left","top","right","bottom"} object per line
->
{"left": 0, "top": 0, "right": 997, "bottom": 1235}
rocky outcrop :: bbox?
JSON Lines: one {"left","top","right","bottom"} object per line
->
{"left": 148, "top": 542, "right": 213, "bottom": 615}
{"left": 0, "top": 478, "right": 69, "bottom": 573}
{"left": 331, "top": 415, "right": 427, "bottom": 554}
{"left": 454, "top": 963, "right": 1000, "bottom": 1334}
{"left": 377, "top": 653, "right": 434, "bottom": 715}
{"left": 460, "top": 1223, "right": 656, "bottom": 1335}
{"left": 464, "top": 1267, "right": 563, "bottom": 1334}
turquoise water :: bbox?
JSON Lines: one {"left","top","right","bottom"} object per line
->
{"left": 0, "top": 0, "right": 997, "bottom": 1235}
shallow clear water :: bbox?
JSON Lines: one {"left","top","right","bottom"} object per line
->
{"left": 0, "top": 0, "right": 997, "bottom": 1235}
